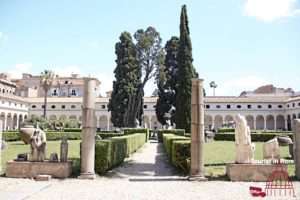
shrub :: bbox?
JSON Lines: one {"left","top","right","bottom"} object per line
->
{"left": 171, "top": 140, "right": 191, "bottom": 174}
{"left": 123, "top": 128, "right": 149, "bottom": 142}
{"left": 97, "top": 132, "right": 124, "bottom": 139}
{"left": 218, "top": 128, "right": 235, "bottom": 133}
{"left": 214, "top": 132, "right": 293, "bottom": 142}
{"left": 157, "top": 129, "right": 185, "bottom": 142}
{"left": 3, "top": 132, "right": 20, "bottom": 141}
{"left": 94, "top": 133, "right": 146, "bottom": 174}
{"left": 163, "top": 134, "right": 188, "bottom": 156}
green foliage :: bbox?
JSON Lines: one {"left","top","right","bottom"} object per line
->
{"left": 108, "top": 32, "right": 140, "bottom": 127}
{"left": 214, "top": 132, "right": 293, "bottom": 142}
{"left": 157, "top": 129, "right": 185, "bottom": 142}
{"left": 175, "top": 5, "right": 198, "bottom": 133}
{"left": 172, "top": 140, "right": 191, "bottom": 174}
{"left": 123, "top": 128, "right": 149, "bottom": 141}
{"left": 162, "top": 133, "right": 190, "bottom": 174}
{"left": 155, "top": 37, "right": 179, "bottom": 125}
{"left": 94, "top": 133, "right": 146, "bottom": 174}
{"left": 2, "top": 132, "right": 20, "bottom": 141}
{"left": 217, "top": 128, "right": 235, "bottom": 133}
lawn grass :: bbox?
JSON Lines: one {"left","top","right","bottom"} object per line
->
{"left": 204, "top": 141, "right": 295, "bottom": 178}
{"left": 0, "top": 140, "right": 296, "bottom": 179}
{"left": 1, "top": 140, "right": 81, "bottom": 176}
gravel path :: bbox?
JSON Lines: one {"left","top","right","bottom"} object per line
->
{"left": 0, "top": 141, "right": 299, "bottom": 200}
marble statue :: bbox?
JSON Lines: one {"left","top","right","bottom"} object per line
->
{"left": 263, "top": 138, "right": 280, "bottom": 160}
{"left": 234, "top": 114, "right": 255, "bottom": 164}
{"left": 166, "top": 119, "right": 172, "bottom": 130}
{"left": 20, "top": 126, "right": 47, "bottom": 162}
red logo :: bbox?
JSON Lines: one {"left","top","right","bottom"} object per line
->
{"left": 250, "top": 160, "right": 296, "bottom": 198}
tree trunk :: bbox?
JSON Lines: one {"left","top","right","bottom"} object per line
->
{"left": 43, "top": 89, "right": 48, "bottom": 119}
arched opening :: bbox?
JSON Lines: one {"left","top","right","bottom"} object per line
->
{"left": 266, "top": 115, "right": 275, "bottom": 130}
{"left": 49, "top": 115, "right": 57, "bottom": 121}
{"left": 287, "top": 115, "right": 292, "bottom": 131}
{"left": 224, "top": 115, "right": 234, "bottom": 127}
{"left": 246, "top": 115, "right": 254, "bottom": 130}
{"left": 18, "top": 114, "right": 23, "bottom": 129}
{"left": 204, "top": 115, "right": 213, "bottom": 130}
{"left": 214, "top": 115, "right": 223, "bottom": 130}
{"left": 276, "top": 115, "right": 285, "bottom": 130}
{"left": 256, "top": 115, "right": 264, "bottom": 130}
{"left": 59, "top": 115, "right": 67, "bottom": 121}
{"left": 0, "top": 112, "right": 6, "bottom": 131}
{"left": 99, "top": 115, "right": 108, "bottom": 131}
{"left": 143, "top": 115, "right": 150, "bottom": 129}
{"left": 6, "top": 113, "right": 13, "bottom": 130}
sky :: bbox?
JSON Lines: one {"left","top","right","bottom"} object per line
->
{"left": 0, "top": 0, "right": 299, "bottom": 96}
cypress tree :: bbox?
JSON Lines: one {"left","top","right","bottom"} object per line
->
{"left": 108, "top": 32, "right": 140, "bottom": 127}
{"left": 156, "top": 36, "right": 179, "bottom": 125}
{"left": 175, "top": 5, "right": 198, "bottom": 132}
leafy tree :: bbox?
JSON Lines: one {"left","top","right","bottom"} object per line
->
{"left": 108, "top": 32, "right": 140, "bottom": 127}
{"left": 155, "top": 36, "right": 179, "bottom": 125}
{"left": 175, "top": 5, "right": 198, "bottom": 132}
{"left": 125, "top": 27, "right": 162, "bottom": 127}
{"left": 40, "top": 70, "right": 55, "bottom": 119}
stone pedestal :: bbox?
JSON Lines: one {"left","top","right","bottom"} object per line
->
{"left": 189, "top": 79, "right": 207, "bottom": 181}
{"left": 78, "top": 78, "right": 97, "bottom": 179}
{"left": 6, "top": 160, "right": 72, "bottom": 178}
{"left": 295, "top": 119, "right": 300, "bottom": 180}
{"left": 227, "top": 163, "right": 288, "bottom": 181}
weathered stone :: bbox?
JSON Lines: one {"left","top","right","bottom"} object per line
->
{"left": 49, "top": 153, "right": 58, "bottom": 162}
{"left": 19, "top": 125, "right": 35, "bottom": 144}
{"left": 60, "top": 137, "right": 68, "bottom": 162}
{"left": 234, "top": 114, "right": 255, "bottom": 164}
{"left": 78, "top": 78, "right": 96, "bottom": 179}
{"left": 189, "top": 79, "right": 207, "bottom": 181}
{"left": 227, "top": 163, "right": 288, "bottom": 182}
{"left": 294, "top": 119, "right": 300, "bottom": 180}
{"left": 6, "top": 160, "right": 72, "bottom": 178}
{"left": 277, "top": 136, "right": 293, "bottom": 146}
{"left": 30, "top": 129, "right": 46, "bottom": 161}
{"left": 263, "top": 138, "right": 280, "bottom": 160}
{"left": 34, "top": 174, "right": 52, "bottom": 181}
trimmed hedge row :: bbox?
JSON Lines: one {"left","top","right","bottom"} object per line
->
{"left": 95, "top": 133, "right": 146, "bottom": 174}
{"left": 2, "top": 131, "right": 136, "bottom": 141}
{"left": 162, "top": 133, "right": 190, "bottom": 174}
{"left": 157, "top": 129, "right": 185, "bottom": 142}
{"left": 123, "top": 128, "right": 149, "bottom": 142}
{"left": 215, "top": 133, "right": 293, "bottom": 142}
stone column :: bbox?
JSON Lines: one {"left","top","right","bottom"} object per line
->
{"left": 263, "top": 117, "right": 267, "bottom": 130}
{"left": 295, "top": 119, "right": 300, "bottom": 180}
{"left": 189, "top": 79, "right": 207, "bottom": 181}
{"left": 254, "top": 119, "right": 256, "bottom": 130}
{"left": 0, "top": 121, "right": 2, "bottom": 174}
{"left": 78, "top": 78, "right": 97, "bottom": 179}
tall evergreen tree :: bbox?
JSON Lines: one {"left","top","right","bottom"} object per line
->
{"left": 175, "top": 5, "right": 198, "bottom": 132}
{"left": 125, "top": 27, "right": 162, "bottom": 127}
{"left": 155, "top": 36, "right": 179, "bottom": 125}
{"left": 108, "top": 32, "right": 140, "bottom": 127}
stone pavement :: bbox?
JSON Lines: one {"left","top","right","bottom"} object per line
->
{"left": 0, "top": 141, "right": 299, "bottom": 200}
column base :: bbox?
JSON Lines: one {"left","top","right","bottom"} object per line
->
{"left": 188, "top": 175, "right": 207, "bottom": 181}
{"left": 78, "top": 172, "right": 96, "bottom": 180}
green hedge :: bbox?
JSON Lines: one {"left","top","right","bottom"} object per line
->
{"left": 162, "top": 133, "right": 191, "bottom": 174}
{"left": 123, "top": 128, "right": 149, "bottom": 142}
{"left": 217, "top": 128, "right": 235, "bottom": 133}
{"left": 215, "top": 133, "right": 293, "bottom": 142}
{"left": 95, "top": 133, "right": 146, "bottom": 174}
{"left": 157, "top": 129, "right": 185, "bottom": 142}
{"left": 2, "top": 132, "right": 20, "bottom": 141}
{"left": 172, "top": 140, "right": 191, "bottom": 174}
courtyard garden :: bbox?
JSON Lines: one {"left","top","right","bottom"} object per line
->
{"left": 1, "top": 132, "right": 295, "bottom": 179}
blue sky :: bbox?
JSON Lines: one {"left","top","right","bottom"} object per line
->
{"left": 0, "top": 0, "right": 299, "bottom": 96}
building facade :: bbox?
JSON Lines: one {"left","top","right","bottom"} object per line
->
{"left": 1, "top": 73, "right": 300, "bottom": 132}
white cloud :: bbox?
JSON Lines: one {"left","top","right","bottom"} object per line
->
{"left": 8, "top": 63, "right": 33, "bottom": 79}
{"left": 212, "top": 76, "right": 269, "bottom": 96}
{"left": 244, "top": 0, "right": 300, "bottom": 22}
